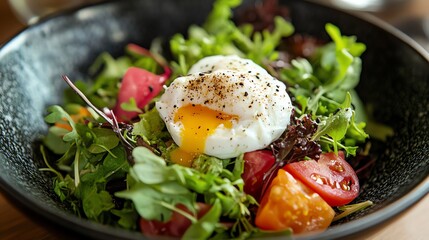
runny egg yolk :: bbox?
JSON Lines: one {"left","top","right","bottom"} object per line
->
{"left": 170, "top": 104, "right": 238, "bottom": 165}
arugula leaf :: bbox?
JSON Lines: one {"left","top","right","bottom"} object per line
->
{"left": 323, "top": 23, "right": 365, "bottom": 86}
{"left": 313, "top": 108, "right": 352, "bottom": 151}
{"left": 278, "top": 24, "right": 369, "bottom": 155}
{"left": 79, "top": 146, "right": 129, "bottom": 186}
{"left": 311, "top": 93, "right": 367, "bottom": 155}
{"left": 363, "top": 104, "right": 394, "bottom": 141}
{"left": 288, "top": 24, "right": 366, "bottom": 116}
{"left": 345, "top": 111, "right": 369, "bottom": 145}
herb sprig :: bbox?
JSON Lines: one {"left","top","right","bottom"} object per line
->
{"left": 116, "top": 147, "right": 257, "bottom": 238}
{"left": 279, "top": 24, "right": 369, "bottom": 156}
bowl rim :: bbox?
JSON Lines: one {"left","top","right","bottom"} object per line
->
{"left": 0, "top": 0, "right": 428, "bottom": 239}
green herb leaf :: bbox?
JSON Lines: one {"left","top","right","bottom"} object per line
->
{"left": 132, "top": 108, "right": 167, "bottom": 142}
{"left": 87, "top": 128, "right": 120, "bottom": 154}
{"left": 312, "top": 108, "right": 352, "bottom": 141}
{"left": 169, "top": 0, "right": 293, "bottom": 75}
{"left": 120, "top": 98, "right": 143, "bottom": 114}
{"left": 43, "top": 127, "right": 72, "bottom": 154}
{"left": 232, "top": 153, "right": 244, "bottom": 182}
{"left": 89, "top": 53, "right": 131, "bottom": 79}
{"left": 116, "top": 182, "right": 196, "bottom": 222}
{"left": 192, "top": 154, "right": 224, "bottom": 175}
{"left": 182, "top": 199, "right": 222, "bottom": 240}
{"left": 80, "top": 146, "right": 129, "bottom": 186}
{"left": 81, "top": 187, "right": 115, "bottom": 220}
{"left": 54, "top": 175, "right": 76, "bottom": 202}
{"left": 117, "top": 147, "right": 256, "bottom": 229}
{"left": 131, "top": 147, "right": 170, "bottom": 184}
{"left": 44, "top": 105, "right": 78, "bottom": 141}
{"left": 111, "top": 202, "right": 139, "bottom": 230}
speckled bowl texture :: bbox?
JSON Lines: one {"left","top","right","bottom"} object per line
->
{"left": 0, "top": 0, "right": 428, "bottom": 239}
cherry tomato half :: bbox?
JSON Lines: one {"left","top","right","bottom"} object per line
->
{"left": 242, "top": 150, "right": 276, "bottom": 199}
{"left": 283, "top": 152, "right": 359, "bottom": 206}
{"left": 139, "top": 203, "right": 211, "bottom": 237}
{"left": 255, "top": 169, "right": 335, "bottom": 233}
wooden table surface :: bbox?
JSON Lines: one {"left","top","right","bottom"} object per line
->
{"left": 0, "top": 0, "right": 428, "bottom": 239}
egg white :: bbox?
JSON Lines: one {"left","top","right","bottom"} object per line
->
{"left": 156, "top": 55, "right": 293, "bottom": 159}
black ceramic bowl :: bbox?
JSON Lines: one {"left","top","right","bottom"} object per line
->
{"left": 0, "top": 0, "right": 428, "bottom": 239}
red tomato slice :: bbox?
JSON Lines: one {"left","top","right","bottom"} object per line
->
{"left": 283, "top": 152, "right": 359, "bottom": 206}
{"left": 139, "top": 203, "right": 211, "bottom": 237}
{"left": 255, "top": 169, "right": 335, "bottom": 233}
{"left": 113, "top": 67, "right": 166, "bottom": 122}
{"left": 242, "top": 150, "right": 275, "bottom": 199}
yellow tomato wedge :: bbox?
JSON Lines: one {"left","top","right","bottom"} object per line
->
{"left": 255, "top": 169, "right": 335, "bottom": 234}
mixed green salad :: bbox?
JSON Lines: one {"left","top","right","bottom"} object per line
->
{"left": 39, "top": 0, "right": 376, "bottom": 238}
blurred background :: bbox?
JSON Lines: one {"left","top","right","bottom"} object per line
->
{"left": 0, "top": 1, "right": 24, "bottom": 43}
{"left": 1, "top": 0, "right": 429, "bottom": 49}
{"left": 6, "top": 0, "right": 104, "bottom": 24}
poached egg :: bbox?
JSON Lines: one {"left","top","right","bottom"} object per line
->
{"left": 156, "top": 55, "right": 293, "bottom": 160}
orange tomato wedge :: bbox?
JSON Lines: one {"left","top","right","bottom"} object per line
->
{"left": 255, "top": 169, "right": 335, "bottom": 234}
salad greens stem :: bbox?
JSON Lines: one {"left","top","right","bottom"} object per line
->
{"left": 333, "top": 200, "right": 373, "bottom": 221}
{"left": 104, "top": 161, "right": 128, "bottom": 180}
{"left": 307, "top": 87, "right": 326, "bottom": 115}
{"left": 110, "top": 109, "right": 135, "bottom": 152}
{"left": 39, "top": 145, "right": 64, "bottom": 180}
{"left": 92, "top": 144, "right": 118, "bottom": 157}
{"left": 319, "top": 136, "right": 349, "bottom": 150}
{"left": 74, "top": 145, "right": 81, "bottom": 187}
{"left": 63, "top": 75, "right": 136, "bottom": 165}
{"left": 158, "top": 201, "right": 198, "bottom": 223}
{"left": 62, "top": 75, "right": 113, "bottom": 126}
